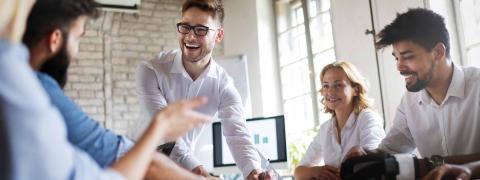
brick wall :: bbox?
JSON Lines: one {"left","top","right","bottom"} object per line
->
{"left": 65, "top": 0, "right": 225, "bottom": 136}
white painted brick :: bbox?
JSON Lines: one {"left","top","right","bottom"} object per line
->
{"left": 82, "top": 106, "right": 97, "bottom": 113}
{"left": 112, "top": 51, "right": 139, "bottom": 58}
{"left": 82, "top": 67, "right": 103, "bottom": 75}
{"left": 114, "top": 81, "right": 136, "bottom": 88}
{"left": 91, "top": 115, "right": 105, "bottom": 122}
{"left": 65, "top": 90, "right": 79, "bottom": 98}
{"left": 112, "top": 58, "right": 127, "bottom": 65}
{"left": 71, "top": 83, "right": 103, "bottom": 90}
{"left": 114, "top": 105, "right": 128, "bottom": 112}
{"left": 112, "top": 73, "right": 127, "bottom": 80}
{"left": 96, "top": 91, "right": 105, "bottom": 98}
{"left": 141, "top": 2, "right": 155, "bottom": 9}
{"left": 126, "top": 97, "right": 138, "bottom": 104}
{"left": 114, "top": 36, "right": 139, "bottom": 44}
{"left": 76, "top": 99, "right": 103, "bottom": 106}
{"left": 113, "top": 97, "right": 125, "bottom": 104}
{"left": 79, "top": 91, "right": 96, "bottom": 98}
{"left": 85, "top": 30, "right": 98, "bottom": 37}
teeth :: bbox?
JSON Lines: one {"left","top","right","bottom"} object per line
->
{"left": 186, "top": 44, "right": 200, "bottom": 48}
{"left": 327, "top": 97, "right": 339, "bottom": 102}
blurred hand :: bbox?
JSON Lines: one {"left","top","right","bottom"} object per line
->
{"left": 247, "top": 169, "right": 276, "bottom": 180}
{"left": 0, "top": 0, "right": 36, "bottom": 43}
{"left": 310, "top": 165, "right": 340, "bottom": 180}
{"left": 192, "top": 165, "right": 210, "bottom": 177}
{"left": 344, "top": 145, "right": 368, "bottom": 161}
{"left": 204, "top": 176, "right": 221, "bottom": 180}
{"left": 422, "top": 164, "right": 471, "bottom": 180}
{"left": 154, "top": 96, "right": 211, "bottom": 141}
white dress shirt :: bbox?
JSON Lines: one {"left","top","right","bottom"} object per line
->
{"left": 379, "top": 64, "right": 480, "bottom": 157}
{"left": 135, "top": 50, "right": 261, "bottom": 176}
{"left": 299, "top": 108, "right": 385, "bottom": 168}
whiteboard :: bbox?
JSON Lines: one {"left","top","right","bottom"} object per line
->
{"left": 215, "top": 54, "right": 252, "bottom": 118}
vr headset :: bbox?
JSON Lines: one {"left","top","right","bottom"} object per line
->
{"left": 341, "top": 154, "right": 399, "bottom": 180}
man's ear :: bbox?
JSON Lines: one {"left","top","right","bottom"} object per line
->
{"left": 47, "top": 29, "right": 64, "bottom": 54}
{"left": 215, "top": 27, "right": 224, "bottom": 43}
{"left": 433, "top": 42, "right": 446, "bottom": 61}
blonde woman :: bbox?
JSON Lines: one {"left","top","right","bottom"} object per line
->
{"left": 294, "top": 61, "right": 386, "bottom": 180}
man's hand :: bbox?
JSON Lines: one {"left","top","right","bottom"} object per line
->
{"left": 344, "top": 146, "right": 369, "bottom": 161}
{"left": 422, "top": 164, "right": 471, "bottom": 180}
{"left": 154, "top": 97, "right": 211, "bottom": 141}
{"left": 145, "top": 153, "right": 220, "bottom": 180}
{"left": 246, "top": 169, "right": 276, "bottom": 180}
{"left": 192, "top": 165, "right": 210, "bottom": 177}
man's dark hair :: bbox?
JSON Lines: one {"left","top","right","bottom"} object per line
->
{"left": 376, "top": 8, "right": 450, "bottom": 58}
{"left": 182, "top": 0, "right": 224, "bottom": 26}
{"left": 23, "top": 0, "right": 100, "bottom": 48}
{"left": 23, "top": 0, "right": 100, "bottom": 88}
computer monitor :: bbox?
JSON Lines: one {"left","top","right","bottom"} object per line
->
{"left": 212, "top": 115, "right": 287, "bottom": 168}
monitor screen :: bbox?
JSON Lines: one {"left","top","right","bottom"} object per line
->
{"left": 212, "top": 115, "right": 287, "bottom": 167}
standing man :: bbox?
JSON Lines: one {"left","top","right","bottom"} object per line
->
{"left": 346, "top": 8, "right": 480, "bottom": 179}
{"left": 136, "top": 0, "right": 271, "bottom": 179}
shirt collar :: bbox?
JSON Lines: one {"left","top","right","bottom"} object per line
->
{"left": 329, "top": 111, "right": 358, "bottom": 134}
{"left": 417, "top": 64, "right": 465, "bottom": 105}
{"left": 446, "top": 64, "right": 465, "bottom": 99}
{"left": 169, "top": 50, "right": 218, "bottom": 80}
{"left": 343, "top": 112, "right": 358, "bottom": 130}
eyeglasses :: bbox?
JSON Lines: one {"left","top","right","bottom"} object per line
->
{"left": 176, "top": 23, "right": 217, "bottom": 36}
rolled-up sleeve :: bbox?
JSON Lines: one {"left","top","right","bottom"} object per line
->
{"left": 378, "top": 101, "right": 416, "bottom": 154}
{"left": 171, "top": 138, "right": 202, "bottom": 170}
{"left": 116, "top": 137, "right": 134, "bottom": 160}
{"left": 218, "top": 81, "right": 261, "bottom": 177}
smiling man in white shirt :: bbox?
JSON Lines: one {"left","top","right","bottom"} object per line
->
{"left": 135, "top": 0, "right": 271, "bottom": 179}
{"left": 345, "top": 8, "right": 480, "bottom": 179}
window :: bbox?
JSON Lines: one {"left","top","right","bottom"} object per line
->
{"left": 274, "top": 0, "right": 335, "bottom": 150}
{"left": 454, "top": 0, "right": 480, "bottom": 67}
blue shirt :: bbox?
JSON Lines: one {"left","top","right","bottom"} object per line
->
{"left": 36, "top": 72, "right": 134, "bottom": 167}
{"left": 0, "top": 39, "right": 124, "bottom": 180}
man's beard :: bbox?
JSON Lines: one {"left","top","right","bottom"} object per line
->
{"left": 403, "top": 62, "right": 435, "bottom": 92}
{"left": 39, "top": 42, "right": 70, "bottom": 89}
{"left": 181, "top": 42, "right": 214, "bottom": 64}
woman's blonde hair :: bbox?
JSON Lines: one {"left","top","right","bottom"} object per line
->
{"left": 319, "top": 61, "right": 371, "bottom": 116}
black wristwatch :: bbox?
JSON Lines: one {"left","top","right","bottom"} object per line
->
{"left": 431, "top": 155, "right": 445, "bottom": 167}
{"left": 425, "top": 155, "right": 445, "bottom": 171}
